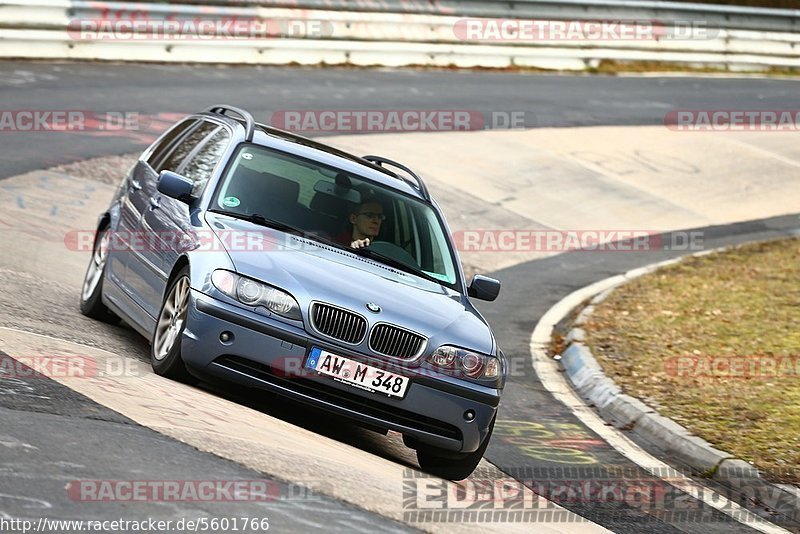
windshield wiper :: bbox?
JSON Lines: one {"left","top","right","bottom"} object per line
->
{"left": 355, "top": 247, "right": 442, "bottom": 285}
{"left": 209, "top": 209, "right": 309, "bottom": 237}
{"left": 209, "top": 209, "right": 349, "bottom": 250}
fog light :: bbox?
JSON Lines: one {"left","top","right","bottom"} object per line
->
{"left": 220, "top": 331, "right": 233, "bottom": 343}
{"left": 464, "top": 410, "right": 475, "bottom": 422}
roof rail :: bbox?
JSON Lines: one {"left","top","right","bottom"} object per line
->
{"left": 362, "top": 155, "right": 430, "bottom": 201}
{"left": 206, "top": 105, "right": 255, "bottom": 142}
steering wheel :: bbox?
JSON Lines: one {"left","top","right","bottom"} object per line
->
{"left": 368, "top": 240, "right": 419, "bottom": 267}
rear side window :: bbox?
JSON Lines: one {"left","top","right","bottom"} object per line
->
{"left": 182, "top": 128, "right": 231, "bottom": 196}
{"left": 146, "top": 120, "right": 193, "bottom": 170}
{"left": 157, "top": 121, "right": 218, "bottom": 173}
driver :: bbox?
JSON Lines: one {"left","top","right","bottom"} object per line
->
{"left": 335, "top": 193, "right": 385, "bottom": 249}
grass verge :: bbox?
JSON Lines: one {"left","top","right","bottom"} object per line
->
{"left": 588, "top": 60, "right": 800, "bottom": 77}
{"left": 584, "top": 238, "right": 800, "bottom": 484}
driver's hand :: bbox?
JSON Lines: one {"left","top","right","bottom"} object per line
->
{"left": 351, "top": 238, "right": 370, "bottom": 249}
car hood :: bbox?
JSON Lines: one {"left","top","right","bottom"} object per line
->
{"left": 206, "top": 212, "right": 494, "bottom": 354}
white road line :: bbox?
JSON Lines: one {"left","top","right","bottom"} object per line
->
{"left": 529, "top": 261, "right": 792, "bottom": 534}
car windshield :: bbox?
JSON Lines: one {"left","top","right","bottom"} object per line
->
{"left": 211, "top": 144, "right": 461, "bottom": 290}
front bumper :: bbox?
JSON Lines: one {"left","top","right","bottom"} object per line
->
{"left": 182, "top": 290, "right": 500, "bottom": 453}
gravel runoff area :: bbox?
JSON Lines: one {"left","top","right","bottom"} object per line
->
{"left": 583, "top": 238, "right": 800, "bottom": 485}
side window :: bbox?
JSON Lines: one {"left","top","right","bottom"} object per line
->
{"left": 182, "top": 128, "right": 231, "bottom": 196}
{"left": 146, "top": 120, "right": 193, "bottom": 170}
{"left": 157, "top": 121, "right": 218, "bottom": 174}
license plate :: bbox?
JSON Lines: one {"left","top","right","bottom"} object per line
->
{"left": 305, "top": 347, "right": 409, "bottom": 399}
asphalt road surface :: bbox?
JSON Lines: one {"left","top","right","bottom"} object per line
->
{"left": 3, "top": 61, "right": 800, "bottom": 178}
{"left": 1, "top": 61, "right": 799, "bottom": 533}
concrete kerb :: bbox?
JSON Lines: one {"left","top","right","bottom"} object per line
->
{"left": 535, "top": 246, "right": 800, "bottom": 521}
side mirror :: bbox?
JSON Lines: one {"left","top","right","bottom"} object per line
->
{"left": 157, "top": 170, "right": 194, "bottom": 202}
{"left": 467, "top": 274, "right": 501, "bottom": 301}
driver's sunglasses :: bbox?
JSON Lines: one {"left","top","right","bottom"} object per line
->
{"left": 358, "top": 212, "right": 386, "bottom": 221}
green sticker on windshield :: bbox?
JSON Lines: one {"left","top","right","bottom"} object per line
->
{"left": 222, "top": 196, "right": 240, "bottom": 208}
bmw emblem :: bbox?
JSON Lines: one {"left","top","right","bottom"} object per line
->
{"left": 366, "top": 302, "right": 381, "bottom": 313}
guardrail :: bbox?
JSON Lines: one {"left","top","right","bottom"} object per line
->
{"left": 1, "top": 0, "right": 799, "bottom": 71}
{"left": 68, "top": 0, "right": 800, "bottom": 32}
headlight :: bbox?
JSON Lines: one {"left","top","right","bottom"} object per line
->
{"left": 237, "top": 278, "right": 263, "bottom": 305}
{"left": 212, "top": 270, "right": 302, "bottom": 321}
{"left": 427, "top": 345, "right": 499, "bottom": 380}
{"left": 429, "top": 345, "right": 457, "bottom": 367}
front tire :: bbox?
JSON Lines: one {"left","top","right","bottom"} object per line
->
{"left": 151, "top": 267, "right": 194, "bottom": 383}
{"left": 79, "top": 228, "right": 118, "bottom": 323}
{"left": 416, "top": 416, "right": 495, "bottom": 481}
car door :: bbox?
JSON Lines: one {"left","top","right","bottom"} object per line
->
{"left": 128, "top": 120, "right": 227, "bottom": 319}
{"left": 124, "top": 119, "right": 208, "bottom": 315}
{"left": 107, "top": 119, "right": 194, "bottom": 295}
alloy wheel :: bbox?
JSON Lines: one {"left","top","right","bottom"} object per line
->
{"left": 81, "top": 230, "right": 110, "bottom": 302}
{"left": 153, "top": 277, "right": 190, "bottom": 361}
